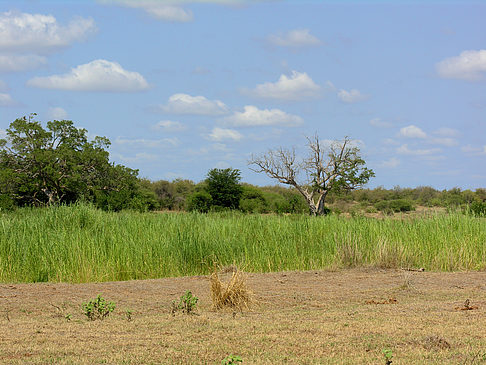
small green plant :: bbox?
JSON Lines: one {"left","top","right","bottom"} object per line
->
{"left": 383, "top": 348, "right": 393, "bottom": 365}
{"left": 82, "top": 294, "right": 115, "bottom": 321}
{"left": 171, "top": 291, "right": 198, "bottom": 315}
{"left": 222, "top": 355, "right": 243, "bottom": 364}
{"left": 125, "top": 309, "right": 133, "bottom": 322}
{"left": 65, "top": 313, "right": 72, "bottom": 321}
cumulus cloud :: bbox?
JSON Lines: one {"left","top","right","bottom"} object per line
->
{"left": 396, "top": 144, "right": 441, "bottom": 156}
{"left": 370, "top": 118, "right": 392, "bottom": 128}
{"left": 436, "top": 49, "right": 486, "bottom": 81}
{"left": 161, "top": 93, "right": 228, "bottom": 115}
{"left": 27, "top": 59, "right": 149, "bottom": 92}
{"left": 47, "top": 107, "right": 68, "bottom": 120}
{"left": 267, "top": 28, "right": 321, "bottom": 47}
{"left": 379, "top": 157, "right": 400, "bottom": 168}
{"left": 399, "top": 125, "right": 427, "bottom": 139}
{"left": 0, "top": 93, "right": 16, "bottom": 106}
{"left": 0, "top": 11, "right": 96, "bottom": 54}
{"left": 208, "top": 127, "right": 243, "bottom": 142}
{"left": 152, "top": 120, "right": 187, "bottom": 132}
{"left": 0, "top": 54, "right": 47, "bottom": 72}
{"left": 247, "top": 71, "right": 321, "bottom": 101}
{"left": 337, "top": 88, "right": 369, "bottom": 103}
{"left": 225, "top": 105, "right": 303, "bottom": 127}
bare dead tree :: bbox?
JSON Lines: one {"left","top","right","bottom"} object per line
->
{"left": 248, "top": 135, "right": 374, "bottom": 216}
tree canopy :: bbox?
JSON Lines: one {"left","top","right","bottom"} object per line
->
{"left": 0, "top": 114, "right": 154, "bottom": 210}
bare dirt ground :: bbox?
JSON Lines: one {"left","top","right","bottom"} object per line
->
{"left": 1, "top": 268, "right": 486, "bottom": 364}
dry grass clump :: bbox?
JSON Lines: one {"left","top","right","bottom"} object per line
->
{"left": 210, "top": 268, "right": 253, "bottom": 311}
{"left": 422, "top": 335, "right": 451, "bottom": 350}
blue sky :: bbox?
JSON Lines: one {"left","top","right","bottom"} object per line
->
{"left": 0, "top": 0, "right": 485, "bottom": 189}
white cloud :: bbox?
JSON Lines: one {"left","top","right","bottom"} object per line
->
{"left": 461, "top": 144, "right": 486, "bottom": 155}
{"left": 27, "top": 59, "right": 149, "bottom": 92}
{"left": 383, "top": 138, "right": 399, "bottom": 146}
{"left": 436, "top": 49, "right": 486, "bottom": 81}
{"left": 337, "top": 88, "right": 369, "bottom": 103}
{"left": 208, "top": 127, "right": 243, "bottom": 142}
{"left": 115, "top": 152, "right": 158, "bottom": 163}
{"left": 370, "top": 118, "right": 392, "bottom": 128}
{"left": 161, "top": 93, "right": 228, "bottom": 115}
{"left": 47, "top": 107, "right": 68, "bottom": 120}
{"left": 225, "top": 105, "right": 303, "bottom": 127}
{"left": 267, "top": 28, "right": 321, "bottom": 47}
{"left": 433, "top": 127, "right": 460, "bottom": 138}
{"left": 399, "top": 125, "right": 427, "bottom": 139}
{"left": 115, "top": 136, "right": 180, "bottom": 147}
{"left": 0, "top": 54, "right": 47, "bottom": 72}
{"left": 101, "top": 1, "right": 193, "bottom": 22}
{"left": 152, "top": 120, "right": 187, "bottom": 132}
{"left": 379, "top": 157, "right": 400, "bottom": 168}
{"left": 0, "top": 93, "right": 15, "bottom": 106}
{"left": 397, "top": 144, "right": 441, "bottom": 156}
{"left": 0, "top": 11, "right": 96, "bottom": 54}
{"left": 247, "top": 71, "right": 321, "bottom": 101}
{"left": 429, "top": 137, "right": 458, "bottom": 147}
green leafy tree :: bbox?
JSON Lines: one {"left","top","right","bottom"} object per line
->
{"left": 249, "top": 135, "right": 374, "bottom": 216}
{"left": 206, "top": 168, "right": 243, "bottom": 210}
{"left": 0, "top": 114, "right": 152, "bottom": 210}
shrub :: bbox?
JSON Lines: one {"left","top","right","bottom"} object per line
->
{"left": 82, "top": 294, "right": 115, "bottom": 321}
{"left": 171, "top": 291, "right": 198, "bottom": 315}
{"left": 375, "top": 199, "right": 414, "bottom": 213}
{"left": 468, "top": 201, "right": 486, "bottom": 217}
{"left": 187, "top": 191, "right": 213, "bottom": 213}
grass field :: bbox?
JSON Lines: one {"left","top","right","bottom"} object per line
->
{"left": 1, "top": 269, "right": 486, "bottom": 364}
{"left": 0, "top": 204, "right": 485, "bottom": 283}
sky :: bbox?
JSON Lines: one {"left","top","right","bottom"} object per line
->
{"left": 0, "top": 0, "right": 485, "bottom": 190}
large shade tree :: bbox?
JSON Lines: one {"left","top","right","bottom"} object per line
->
{"left": 248, "top": 135, "right": 375, "bottom": 216}
{"left": 0, "top": 114, "right": 150, "bottom": 209}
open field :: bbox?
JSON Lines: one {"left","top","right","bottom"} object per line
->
{"left": 1, "top": 269, "right": 486, "bottom": 364}
{"left": 1, "top": 204, "right": 485, "bottom": 283}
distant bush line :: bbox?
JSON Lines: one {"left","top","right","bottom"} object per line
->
{"left": 2, "top": 177, "right": 486, "bottom": 216}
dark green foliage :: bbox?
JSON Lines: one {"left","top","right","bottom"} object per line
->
{"left": 468, "top": 201, "right": 486, "bottom": 217}
{"left": 240, "top": 185, "right": 268, "bottom": 213}
{"left": 206, "top": 168, "right": 243, "bottom": 210}
{"left": 0, "top": 114, "right": 154, "bottom": 211}
{"left": 375, "top": 199, "right": 415, "bottom": 213}
{"left": 187, "top": 191, "right": 213, "bottom": 213}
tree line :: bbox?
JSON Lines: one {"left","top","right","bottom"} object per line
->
{"left": 1, "top": 115, "right": 485, "bottom": 215}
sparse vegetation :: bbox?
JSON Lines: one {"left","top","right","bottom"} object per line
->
{"left": 171, "top": 291, "right": 198, "bottom": 315}
{"left": 82, "top": 294, "right": 115, "bottom": 321}
{"left": 222, "top": 355, "right": 243, "bottom": 364}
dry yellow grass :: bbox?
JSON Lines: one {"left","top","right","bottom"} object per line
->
{"left": 1, "top": 269, "right": 486, "bottom": 364}
{"left": 210, "top": 268, "right": 253, "bottom": 311}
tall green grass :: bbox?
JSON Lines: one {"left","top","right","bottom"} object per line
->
{"left": 0, "top": 203, "right": 485, "bottom": 283}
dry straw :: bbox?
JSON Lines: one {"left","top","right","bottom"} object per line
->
{"left": 210, "top": 267, "right": 253, "bottom": 311}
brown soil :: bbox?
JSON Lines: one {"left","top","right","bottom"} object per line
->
{"left": 1, "top": 268, "right": 486, "bottom": 364}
